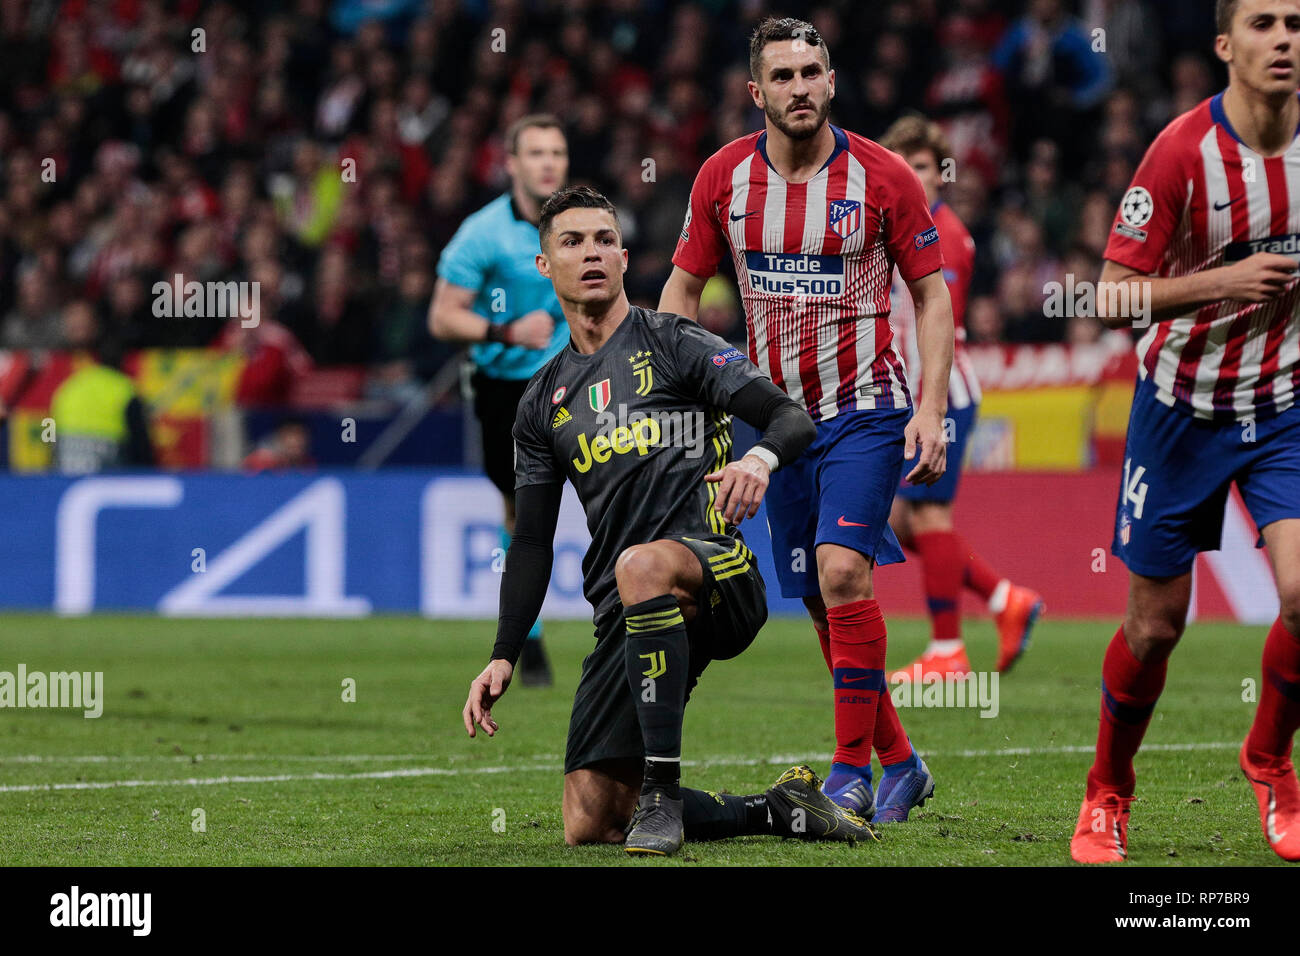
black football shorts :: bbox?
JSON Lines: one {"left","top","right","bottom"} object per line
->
{"left": 563, "top": 532, "right": 768, "bottom": 774}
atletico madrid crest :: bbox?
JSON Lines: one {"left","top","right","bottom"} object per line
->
{"left": 828, "top": 199, "right": 862, "bottom": 240}
{"left": 588, "top": 378, "right": 611, "bottom": 413}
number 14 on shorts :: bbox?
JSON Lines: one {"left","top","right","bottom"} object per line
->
{"left": 1124, "top": 457, "right": 1149, "bottom": 520}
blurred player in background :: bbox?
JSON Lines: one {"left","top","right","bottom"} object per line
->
{"left": 463, "top": 186, "right": 871, "bottom": 855}
{"left": 431, "top": 115, "right": 570, "bottom": 687}
{"left": 1072, "top": 0, "right": 1300, "bottom": 863}
{"left": 660, "top": 17, "right": 953, "bottom": 823}
{"left": 880, "top": 116, "right": 1044, "bottom": 683}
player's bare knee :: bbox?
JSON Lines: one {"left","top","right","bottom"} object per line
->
{"left": 817, "top": 555, "right": 872, "bottom": 604}
{"left": 615, "top": 545, "right": 673, "bottom": 602}
{"left": 616, "top": 542, "right": 695, "bottom": 605}
{"left": 1276, "top": 587, "right": 1300, "bottom": 639}
{"left": 1123, "top": 614, "right": 1183, "bottom": 660}
{"left": 911, "top": 502, "right": 952, "bottom": 534}
{"left": 562, "top": 798, "right": 629, "bottom": 846}
{"left": 563, "top": 817, "right": 624, "bottom": 846}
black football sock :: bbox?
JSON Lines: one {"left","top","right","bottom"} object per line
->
{"left": 681, "top": 788, "right": 773, "bottom": 840}
{"left": 624, "top": 594, "right": 690, "bottom": 798}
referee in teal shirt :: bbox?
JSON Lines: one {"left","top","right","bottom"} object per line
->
{"left": 431, "top": 114, "right": 569, "bottom": 686}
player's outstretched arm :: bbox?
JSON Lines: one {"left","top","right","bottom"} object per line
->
{"left": 462, "top": 481, "right": 563, "bottom": 738}
{"left": 706, "top": 379, "right": 816, "bottom": 523}
{"left": 1096, "top": 255, "right": 1299, "bottom": 328}
{"left": 904, "top": 269, "right": 953, "bottom": 487}
{"left": 658, "top": 266, "right": 708, "bottom": 320}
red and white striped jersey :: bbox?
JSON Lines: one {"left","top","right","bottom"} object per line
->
{"left": 1105, "top": 92, "right": 1300, "bottom": 422}
{"left": 673, "top": 125, "right": 945, "bottom": 422}
{"left": 891, "top": 200, "right": 981, "bottom": 410}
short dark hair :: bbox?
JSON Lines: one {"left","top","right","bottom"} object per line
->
{"left": 749, "top": 16, "right": 829, "bottom": 82}
{"left": 537, "top": 185, "right": 620, "bottom": 248}
{"left": 879, "top": 115, "right": 952, "bottom": 168}
{"left": 1216, "top": 0, "right": 1240, "bottom": 34}
{"left": 506, "top": 113, "right": 564, "bottom": 155}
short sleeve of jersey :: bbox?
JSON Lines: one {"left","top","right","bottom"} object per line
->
{"left": 437, "top": 217, "right": 492, "bottom": 292}
{"left": 512, "top": 386, "right": 563, "bottom": 489}
{"left": 671, "top": 159, "right": 727, "bottom": 280}
{"left": 883, "top": 158, "right": 946, "bottom": 282}
{"left": 1104, "top": 129, "right": 1189, "bottom": 275}
{"left": 944, "top": 226, "right": 975, "bottom": 327}
{"left": 655, "top": 314, "right": 767, "bottom": 408}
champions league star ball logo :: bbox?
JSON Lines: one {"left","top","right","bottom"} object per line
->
{"left": 1121, "top": 187, "right": 1154, "bottom": 228}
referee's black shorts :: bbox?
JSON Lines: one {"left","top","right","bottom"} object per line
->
{"left": 470, "top": 369, "right": 531, "bottom": 498}
{"left": 563, "top": 533, "right": 768, "bottom": 775}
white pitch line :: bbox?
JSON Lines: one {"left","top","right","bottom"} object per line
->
{"left": 0, "top": 742, "right": 1240, "bottom": 794}
{"left": 0, "top": 741, "right": 1239, "bottom": 765}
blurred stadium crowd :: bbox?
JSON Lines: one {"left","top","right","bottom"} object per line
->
{"left": 0, "top": 0, "right": 1220, "bottom": 414}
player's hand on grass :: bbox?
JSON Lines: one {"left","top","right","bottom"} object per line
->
{"left": 706, "top": 454, "right": 770, "bottom": 523}
{"left": 463, "top": 658, "right": 513, "bottom": 738}
{"left": 1221, "top": 253, "right": 1298, "bottom": 304}
{"left": 904, "top": 406, "right": 947, "bottom": 486}
{"left": 507, "top": 310, "right": 556, "bottom": 350}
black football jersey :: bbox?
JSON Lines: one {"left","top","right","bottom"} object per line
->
{"left": 513, "top": 306, "right": 768, "bottom": 623}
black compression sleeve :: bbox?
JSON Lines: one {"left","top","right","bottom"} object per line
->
{"left": 725, "top": 378, "right": 816, "bottom": 470}
{"left": 491, "top": 481, "right": 562, "bottom": 666}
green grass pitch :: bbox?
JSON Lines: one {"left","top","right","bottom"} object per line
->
{"left": 0, "top": 613, "right": 1286, "bottom": 866}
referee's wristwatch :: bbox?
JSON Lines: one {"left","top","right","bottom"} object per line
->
{"left": 485, "top": 322, "right": 511, "bottom": 345}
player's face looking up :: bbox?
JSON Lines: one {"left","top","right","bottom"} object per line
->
{"left": 748, "top": 40, "right": 835, "bottom": 142}
{"left": 507, "top": 126, "right": 569, "bottom": 205}
{"left": 536, "top": 207, "right": 628, "bottom": 309}
{"left": 905, "top": 149, "right": 942, "bottom": 206}
{"left": 1216, "top": 0, "right": 1300, "bottom": 96}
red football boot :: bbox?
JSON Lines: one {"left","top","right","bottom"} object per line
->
{"left": 887, "top": 646, "right": 971, "bottom": 685}
{"left": 995, "top": 584, "right": 1044, "bottom": 673}
{"left": 1070, "top": 784, "right": 1133, "bottom": 863}
{"left": 1240, "top": 743, "right": 1300, "bottom": 862}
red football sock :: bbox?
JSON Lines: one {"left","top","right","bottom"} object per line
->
{"left": 814, "top": 624, "right": 833, "bottom": 674}
{"left": 827, "top": 599, "right": 888, "bottom": 767}
{"left": 962, "top": 537, "right": 1002, "bottom": 601}
{"left": 1088, "top": 626, "right": 1168, "bottom": 794}
{"left": 1245, "top": 618, "right": 1300, "bottom": 766}
{"left": 874, "top": 684, "right": 913, "bottom": 765}
{"left": 913, "top": 531, "right": 964, "bottom": 643}
{"left": 820, "top": 620, "right": 910, "bottom": 766}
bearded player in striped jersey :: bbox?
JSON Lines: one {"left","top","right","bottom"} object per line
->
{"left": 880, "top": 115, "right": 1044, "bottom": 684}
{"left": 660, "top": 17, "right": 954, "bottom": 823}
{"left": 1072, "top": 0, "right": 1300, "bottom": 863}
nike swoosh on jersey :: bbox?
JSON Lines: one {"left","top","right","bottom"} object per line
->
{"left": 837, "top": 515, "right": 869, "bottom": 527}
{"left": 730, "top": 210, "right": 758, "bottom": 221}
{"left": 1213, "top": 196, "right": 1243, "bottom": 211}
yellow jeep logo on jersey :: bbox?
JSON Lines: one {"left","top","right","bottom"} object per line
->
{"left": 571, "top": 417, "right": 661, "bottom": 473}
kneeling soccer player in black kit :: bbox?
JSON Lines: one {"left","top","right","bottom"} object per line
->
{"left": 461, "top": 185, "right": 876, "bottom": 855}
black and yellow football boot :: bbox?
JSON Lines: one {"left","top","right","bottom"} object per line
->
{"left": 765, "top": 765, "right": 878, "bottom": 845}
